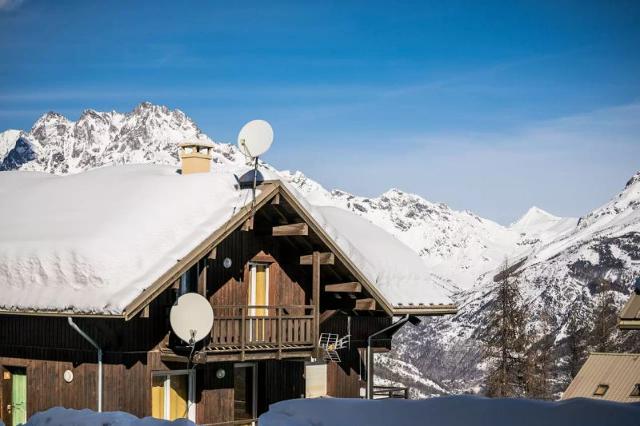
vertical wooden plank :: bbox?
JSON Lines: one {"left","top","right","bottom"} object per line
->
{"left": 312, "top": 251, "right": 320, "bottom": 349}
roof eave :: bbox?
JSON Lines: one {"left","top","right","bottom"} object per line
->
{"left": 618, "top": 319, "right": 640, "bottom": 330}
{"left": 0, "top": 308, "right": 125, "bottom": 319}
{"left": 392, "top": 305, "right": 458, "bottom": 316}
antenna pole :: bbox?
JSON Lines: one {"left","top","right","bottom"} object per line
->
{"left": 250, "top": 157, "right": 259, "bottom": 220}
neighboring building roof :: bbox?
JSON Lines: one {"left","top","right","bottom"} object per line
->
{"left": 0, "top": 164, "right": 454, "bottom": 317}
{"left": 619, "top": 291, "right": 640, "bottom": 329}
{"left": 562, "top": 353, "right": 640, "bottom": 403}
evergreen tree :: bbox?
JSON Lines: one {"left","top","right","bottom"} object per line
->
{"left": 588, "top": 279, "right": 617, "bottom": 352}
{"left": 482, "top": 258, "right": 528, "bottom": 397}
{"left": 525, "top": 311, "right": 554, "bottom": 399}
{"left": 566, "top": 308, "right": 588, "bottom": 379}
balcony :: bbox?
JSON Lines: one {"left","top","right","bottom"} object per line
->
{"left": 372, "top": 386, "right": 410, "bottom": 399}
{"left": 206, "top": 305, "right": 316, "bottom": 360}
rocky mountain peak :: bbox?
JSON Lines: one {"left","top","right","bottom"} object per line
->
{"left": 625, "top": 170, "right": 640, "bottom": 189}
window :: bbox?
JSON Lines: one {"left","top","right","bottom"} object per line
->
{"left": 593, "top": 384, "right": 609, "bottom": 396}
{"left": 630, "top": 384, "right": 640, "bottom": 397}
{"left": 151, "top": 370, "right": 195, "bottom": 421}
{"left": 179, "top": 263, "right": 201, "bottom": 295}
{"left": 247, "top": 263, "right": 270, "bottom": 341}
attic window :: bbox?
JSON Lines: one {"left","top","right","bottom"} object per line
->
{"left": 593, "top": 384, "right": 609, "bottom": 396}
{"left": 630, "top": 384, "right": 640, "bottom": 397}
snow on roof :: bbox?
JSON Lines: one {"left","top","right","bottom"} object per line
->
{"left": 284, "top": 184, "right": 453, "bottom": 307}
{"left": 0, "top": 164, "right": 256, "bottom": 314}
{"left": 0, "top": 164, "right": 452, "bottom": 315}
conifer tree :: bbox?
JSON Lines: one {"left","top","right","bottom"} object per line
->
{"left": 566, "top": 308, "right": 588, "bottom": 379}
{"left": 588, "top": 279, "right": 617, "bottom": 352}
{"left": 482, "top": 258, "right": 528, "bottom": 397}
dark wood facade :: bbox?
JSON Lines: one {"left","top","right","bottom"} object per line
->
{"left": 0, "top": 184, "right": 404, "bottom": 425}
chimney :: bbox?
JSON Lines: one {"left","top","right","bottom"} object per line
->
{"left": 179, "top": 140, "right": 213, "bottom": 174}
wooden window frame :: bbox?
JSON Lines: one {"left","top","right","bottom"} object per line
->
{"left": 593, "top": 384, "right": 609, "bottom": 397}
{"left": 151, "top": 370, "right": 196, "bottom": 421}
{"left": 247, "top": 262, "right": 270, "bottom": 314}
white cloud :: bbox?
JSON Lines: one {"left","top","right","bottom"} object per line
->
{"left": 0, "top": 0, "right": 25, "bottom": 11}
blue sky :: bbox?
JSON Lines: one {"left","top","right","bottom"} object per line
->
{"left": 1, "top": 0, "right": 639, "bottom": 224}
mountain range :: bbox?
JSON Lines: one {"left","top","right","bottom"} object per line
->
{"left": 2, "top": 102, "right": 638, "bottom": 397}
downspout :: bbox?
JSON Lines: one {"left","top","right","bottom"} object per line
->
{"left": 366, "top": 314, "right": 410, "bottom": 400}
{"left": 68, "top": 317, "right": 102, "bottom": 412}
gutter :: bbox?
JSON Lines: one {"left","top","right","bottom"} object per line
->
{"left": 366, "top": 314, "right": 418, "bottom": 399}
{"left": 68, "top": 317, "right": 103, "bottom": 412}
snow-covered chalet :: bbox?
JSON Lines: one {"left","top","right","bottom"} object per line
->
{"left": 0, "top": 141, "right": 455, "bottom": 425}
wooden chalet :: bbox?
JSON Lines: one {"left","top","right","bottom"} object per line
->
{"left": 0, "top": 143, "right": 455, "bottom": 425}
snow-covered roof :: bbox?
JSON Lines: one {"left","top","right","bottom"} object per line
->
{"left": 0, "top": 164, "right": 453, "bottom": 315}
{"left": 283, "top": 185, "right": 453, "bottom": 308}
{"left": 0, "top": 164, "right": 257, "bottom": 315}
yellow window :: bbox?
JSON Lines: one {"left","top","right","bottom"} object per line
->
{"left": 151, "top": 372, "right": 192, "bottom": 421}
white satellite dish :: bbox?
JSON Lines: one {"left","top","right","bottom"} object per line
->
{"left": 237, "top": 119, "right": 274, "bottom": 159}
{"left": 170, "top": 293, "right": 214, "bottom": 345}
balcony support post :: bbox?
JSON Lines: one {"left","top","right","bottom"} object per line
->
{"left": 240, "top": 307, "right": 246, "bottom": 361}
{"left": 312, "top": 251, "right": 320, "bottom": 357}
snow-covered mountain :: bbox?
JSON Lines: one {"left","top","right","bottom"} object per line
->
{"left": 0, "top": 102, "right": 243, "bottom": 174}
{"left": 2, "top": 102, "right": 638, "bottom": 396}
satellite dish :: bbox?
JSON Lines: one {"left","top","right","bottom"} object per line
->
{"left": 237, "top": 119, "right": 273, "bottom": 158}
{"left": 170, "top": 293, "right": 214, "bottom": 345}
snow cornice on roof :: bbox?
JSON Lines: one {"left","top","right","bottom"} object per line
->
{"left": 0, "top": 165, "right": 455, "bottom": 318}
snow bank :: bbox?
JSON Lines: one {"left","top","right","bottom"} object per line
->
{"left": 0, "top": 164, "right": 256, "bottom": 314}
{"left": 23, "top": 407, "right": 194, "bottom": 426}
{"left": 258, "top": 396, "right": 640, "bottom": 426}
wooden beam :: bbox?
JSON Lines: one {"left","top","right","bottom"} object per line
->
{"left": 355, "top": 298, "right": 376, "bottom": 311}
{"left": 324, "top": 282, "right": 361, "bottom": 293}
{"left": 272, "top": 223, "right": 309, "bottom": 236}
{"left": 208, "top": 247, "right": 217, "bottom": 260}
{"left": 270, "top": 193, "right": 280, "bottom": 205}
{"left": 319, "top": 309, "right": 338, "bottom": 324}
{"left": 300, "top": 252, "right": 334, "bottom": 265}
{"left": 241, "top": 216, "right": 254, "bottom": 231}
{"left": 312, "top": 251, "right": 321, "bottom": 352}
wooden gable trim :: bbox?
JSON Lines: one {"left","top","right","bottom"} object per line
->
{"left": 276, "top": 185, "right": 395, "bottom": 316}
{"left": 393, "top": 305, "right": 458, "bottom": 315}
{"left": 278, "top": 184, "right": 458, "bottom": 316}
{"left": 122, "top": 182, "right": 280, "bottom": 320}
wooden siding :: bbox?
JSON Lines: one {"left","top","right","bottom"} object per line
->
{"left": 206, "top": 229, "right": 310, "bottom": 308}
{"left": 321, "top": 313, "right": 392, "bottom": 398}
{"left": 258, "top": 360, "right": 305, "bottom": 415}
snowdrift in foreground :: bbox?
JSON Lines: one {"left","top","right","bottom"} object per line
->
{"left": 22, "top": 407, "right": 194, "bottom": 426}
{"left": 258, "top": 396, "right": 640, "bottom": 426}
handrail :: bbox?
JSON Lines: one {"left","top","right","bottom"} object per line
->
{"left": 208, "top": 305, "right": 316, "bottom": 357}
{"left": 211, "top": 304, "right": 314, "bottom": 309}
{"left": 372, "top": 385, "right": 409, "bottom": 399}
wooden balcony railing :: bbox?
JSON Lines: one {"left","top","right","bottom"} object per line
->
{"left": 207, "top": 305, "right": 315, "bottom": 356}
{"left": 372, "top": 386, "right": 409, "bottom": 399}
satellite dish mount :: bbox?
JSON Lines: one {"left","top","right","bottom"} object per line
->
{"left": 237, "top": 119, "right": 274, "bottom": 212}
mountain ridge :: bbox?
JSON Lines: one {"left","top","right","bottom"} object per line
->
{"left": 1, "top": 102, "right": 638, "bottom": 396}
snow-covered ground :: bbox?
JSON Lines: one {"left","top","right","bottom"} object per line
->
{"left": 20, "top": 407, "right": 193, "bottom": 426}
{"left": 258, "top": 396, "right": 640, "bottom": 426}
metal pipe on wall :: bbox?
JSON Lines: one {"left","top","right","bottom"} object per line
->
{"left": 366, "top": 314, "right": 411, "bottom": 399}
{"left": 67, "top": 317, "right": 103, "bottom": 412}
